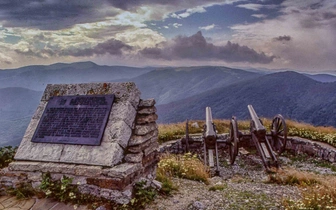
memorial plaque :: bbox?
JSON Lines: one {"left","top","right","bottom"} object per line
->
{"left": 32, "top": 95, "right": 114, "bottom": 146}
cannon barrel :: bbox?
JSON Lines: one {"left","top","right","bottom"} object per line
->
{"left": 205, "top": 107, "right": 216, "bottom": 139}
{"left": 247, "top": 105, "right": 266, "bottom": 132}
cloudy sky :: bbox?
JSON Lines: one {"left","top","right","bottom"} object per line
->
{"left": 0, "top": 0, "right": 335, "bottom": 72}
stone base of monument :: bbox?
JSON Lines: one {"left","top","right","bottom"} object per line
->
{"left": 0, "top": 82, "right": 159, "bottom": 204}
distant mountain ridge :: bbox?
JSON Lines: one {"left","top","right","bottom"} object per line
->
{"left": 131, "top": 66, "right": 261, "bottom": 104}
{"left": 0, "top": 61, "right": 154, "bottom": 91}
{"left": 157, "top": 71, "right": 336, "bottom": 127}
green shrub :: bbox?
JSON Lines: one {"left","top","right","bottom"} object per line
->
{"left": 128, "top": 181, "right": 157, "bottom": 209}
{"left": 6, "top": 182, "right": 36, "bottom": 199}
{"left": 0, "top": 146, "right": 17, "bottom": 168}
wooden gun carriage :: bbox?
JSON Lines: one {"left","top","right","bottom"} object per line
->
{"left": 183, "top": 105, "right": 288, "bottom": 172}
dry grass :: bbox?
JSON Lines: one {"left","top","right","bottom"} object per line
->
{"left": 267, "top": 167, "right": 336, "bottom": 209}
{"left": 267, "top": 168, "right": 320, "bottom": 186}
{"left": 157, "top": 153, "right": 210, "bottom": 184}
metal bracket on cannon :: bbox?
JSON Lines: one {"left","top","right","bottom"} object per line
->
{"left": 229, "top": 105, "right": 288, "bottom": 171}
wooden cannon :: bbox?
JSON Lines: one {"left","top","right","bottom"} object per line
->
{"left": 229, "top": 105, "right": 288, "bottom": 171}
{"left": 183, "top": 105, "right": 288, "bottom": 172}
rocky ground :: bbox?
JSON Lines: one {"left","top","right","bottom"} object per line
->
{"left": 2, "top": 148, "right": 336, "bottom": 210}
{"left": 146, "top": 149, "right": 336, "bottom": 210}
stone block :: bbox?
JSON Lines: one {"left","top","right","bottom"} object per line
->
{"left": 39, "top": 162, "right": 76, "bottom": 174}
{"left": 104, "top": 163, "right": 142, "bottom": 179}
{"left": 142, "top": 151, "right": 159, "bottom": 168}
{"left": 109, "top": 101, "right": 137, "bottom": 128}
{"left": 128, "top": 129, "right": 158, "bottom": 146}
{"left": 104, "top": 120, "right": 132, "bottom": 148}
{"left": 128, "top": 140, "right": 152, "bottom": 153}
{"left": 138, "top": 107, "right": 156, "bottom": 115}
{"left": 8, "top": 161, "right": 41, "bottom": 172}
{"left": 59, "top": 142, "right": 124, "bottom": 167}
{"left": 75, "top": 165, "right": 103, "bottom": 177}
{"left": 86, "top": 177, "right": 130, "bottom": 191}
{"left": 134, "top": 123, "right": 158, "bottom": 136}
{"left": 139, "top": 99, "right": 155, "bottom": 107}
{"left": 144, "top": 142, "right": 159, "bottom": 156}
{"left": 136, "top": 114, "right": 158, "bottom": 124}
{"left": 78, "top": 184, "right": 100, "bottom": 195}
{"left": 125, "top": 153, "right": 143, "bottom": 163}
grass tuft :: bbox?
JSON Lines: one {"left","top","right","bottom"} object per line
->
{"left": 267, "top": 167, "right": 336, "bottom": 209}
{"left": 157, "top": 153, "right": 210, "bottom": 184}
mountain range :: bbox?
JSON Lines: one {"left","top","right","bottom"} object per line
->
{"left": 0, "top": 62, "right": 335, "bottom": 146}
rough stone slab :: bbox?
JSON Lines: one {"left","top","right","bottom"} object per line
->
{"left": 128, "top": 129, "right": 158, "bottom": 147}
{"left": 138, "top": 106, "right": 156, "bottom": 115}
{"left": 128, "top": 139, "right": 152, "bottom": 153}
{"left": 41, "top": 82, "right": 140, "bottom": 106}
{"left": 134, "top": 123, "right": 158, "bottom": 136}
{"left": 104, "top": 120, "right": 132, "bottom": 148}
{"left": 15, "top": 135, "right": 64, "bottom": 162}
{"left": 144, "top": 142, "right": 159, "bottom": 156}
{"left": 109, "top": 101, "right": 137, "bottom": 128}
{"left": 136, "top": 114, "right": 158, "bottom": 124}
{"left": 8, "top": 161, "right": 41, "bottom": 172}
{"left": 26, "top": 172, "right": 42, "bottom": 182}
{"left": 59, "top": 142, "right": 124, "bottom": 167}
{"left": 75, "top": 165, "right": 103, "bottom": 177}
{"left": 125, "top": 153, "right": 143, "bottom": 163}
{"left": 142, "top": 152, "right": 159, "bottom": 168}
{"left": 104, "top": 163, "right": 142, "bottom": 179}
{"left": 139, "top": 99, "right": 155, "bottom": 107}
{"left": 40, "top": 163, "right": 76, "bottom": 174}
{"left": 86, "top": 177, "right": 128, "bottom": 191}
{"left": 78, "top": 184, "right": 100, "bottom": 195}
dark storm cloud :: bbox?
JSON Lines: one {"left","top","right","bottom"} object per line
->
{"left": 0, "top": 0, "right": 231, "bottom": 30}
{"left": 140, "top": 31, "right": 275, "bottom": 64}
{"left": 64, "top": 39, "right": 133, "bottom": 57}
{"left": 106, "top": 0, "right": 224, "bottom": 10}
{"left": 14, "top": 39, "right": 132, "bottom": 58}
{"left": 0, "top": 0, "right": 115, "bottom": 30}
{"left": 273, "top": 35, "right": 291, "bottom": 42}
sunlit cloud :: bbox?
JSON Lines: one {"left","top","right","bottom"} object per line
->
{"left": 199, "top": 24, "right": 217, "bottom": 31}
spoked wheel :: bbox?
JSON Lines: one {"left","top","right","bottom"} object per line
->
{"left": 271, "top": 114, "right": 288, "bottom": 155}
{"left": 229, "top": 116, "right": 239, "bottom": 165}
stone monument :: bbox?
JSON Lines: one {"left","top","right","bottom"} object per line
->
{"left": 0, "top": 82, "right": 159, "bottom": 204}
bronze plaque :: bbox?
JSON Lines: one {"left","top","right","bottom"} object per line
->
{"left": 32, "top": 95, "right": 114, "bottom": 145}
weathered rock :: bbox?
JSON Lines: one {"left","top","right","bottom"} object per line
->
{"left": 105, "top": 120, "right": 132, "bottom": 148}
{"left": 124, "top": 153, "right": 143, "bottom": 163}
{"left": 104, "top": 163, "right": 142, "bottom": 179}
{"left": 109, "top": 101, "right": 137, "bottom": 128}
{"left": 136, "top": 114, "right": 158, "bottom": 124}
{"left": 128, "top": 140, "right": 152, "bottom": 153}
{"left": 139, "top": 98, "right": 155, "bottom": 107}
{"left": 144, "top": 142, "right": 159, "bottom": 156}
{"left": 128, "top": 129, "right": 158, "bottom": 146}
{"left": 59, "top": 142, "right": 124, "bottom": 167}
{"left": 134, "top": 123, "right": 158, "bottom": 136}
{"left": 137, "top": 107, "right": 157, "bottom": 115}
